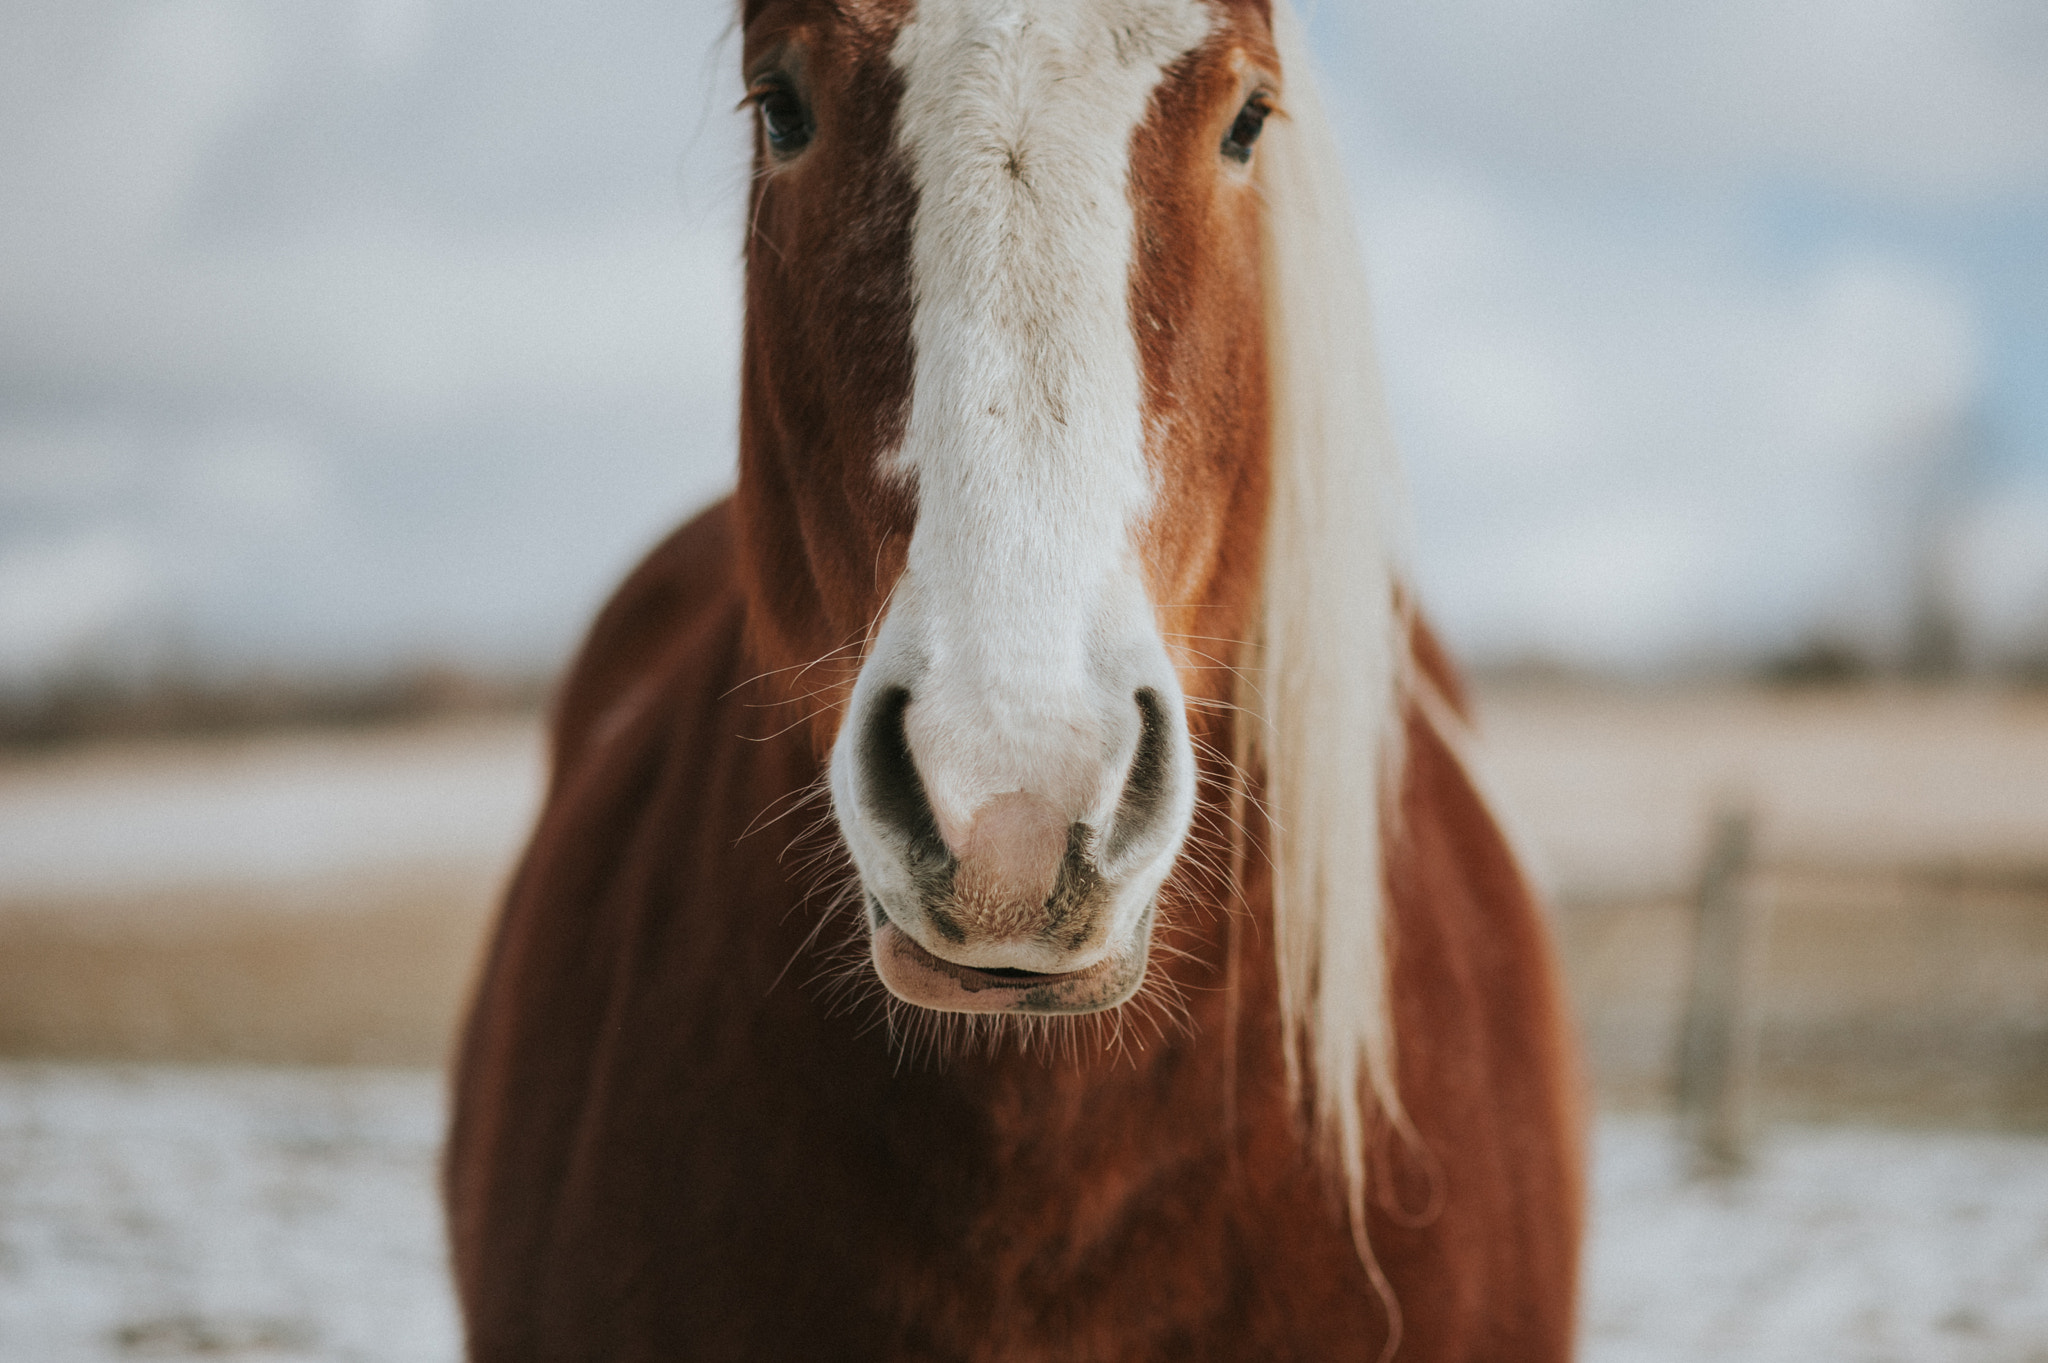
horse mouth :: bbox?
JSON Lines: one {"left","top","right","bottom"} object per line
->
{"left": 869, "top": 909, "right": 1152, "bottom": 1016}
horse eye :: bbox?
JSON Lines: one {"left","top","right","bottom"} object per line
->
{"left": 1222, "top": 95, "right": 1271, "bottom": 164}
{"left": 752, "top": 81, "right": 813, "bottom": 155}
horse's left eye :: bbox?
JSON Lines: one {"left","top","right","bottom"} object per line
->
{"left": 1222, "top": 95, "right": 1272, "bottom": 164}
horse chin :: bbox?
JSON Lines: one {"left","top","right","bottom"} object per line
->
{"left": 867, "top": 903, "right": 1154, "bottom": 1016}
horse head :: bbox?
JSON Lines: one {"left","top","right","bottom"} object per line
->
{"left": 734, "top": 0, "right": 1400, "bottom": 1097}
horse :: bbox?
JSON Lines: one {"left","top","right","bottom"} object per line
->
{"left": 444, "top": 0, "right": 1584, "bottom": 1357}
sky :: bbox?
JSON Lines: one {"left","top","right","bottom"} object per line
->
{"left": 1, "top": 0, "right": 2044, "bottom": 689}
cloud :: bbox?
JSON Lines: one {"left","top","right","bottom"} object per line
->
{"left": 0, "top": 0, "right": 2040, "bottom": 687}
{"left": 0, "top": 0, "right": 748, "bottom": 423}
{"left": 1358, "top": 166, "right": 1988, "bottom": 665}
{"left": 0, "top": 0, "right": 748, "bottom": 685}
{"left": 1318, "top": 0, "right": 2048, "bottom": 200}
{"left": 1, "top": 222, "right": 743, "bottom": 424}
{"left": 0, "top": 2, "right": 283, "bottom": 272}
{"left": 1298, "top": 0, "right": 2048, "bottom": 668}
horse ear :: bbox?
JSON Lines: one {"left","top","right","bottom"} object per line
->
{"left": 1251, "top": 0, "right": 1411, "bottom": 1248}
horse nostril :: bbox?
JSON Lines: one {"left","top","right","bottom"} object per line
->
{"left": 1104, "top": 687, "right": 1174, "bottom": 865}
{"left": 857, "top": 687, "right": 948, "bottom": 868}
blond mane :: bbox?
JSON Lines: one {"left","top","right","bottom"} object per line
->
{"left": 1252, "top": 0, "right": 1412, "bottom": 1255}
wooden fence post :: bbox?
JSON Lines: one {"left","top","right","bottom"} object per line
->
{"left": 1675, "top": 802, "right": 1763, "bottom": 1174}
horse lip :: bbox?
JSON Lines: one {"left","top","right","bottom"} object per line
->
{"left": 869, "top": 913, "right": 1150, "bottom": 1015}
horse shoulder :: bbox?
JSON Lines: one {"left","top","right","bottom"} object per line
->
{"left": 446, "top": 496, "right": 766, "bottom": 1355}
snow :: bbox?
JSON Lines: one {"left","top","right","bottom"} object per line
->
{"left": 1586, "top": 1117, "right": 2048, "bottom": 1363}
{"left": 2, "top": 1064, "right": 2045, "bottom": 1361}
{"left": 0, "top": 1066, "right": 456, "bottom": 1363}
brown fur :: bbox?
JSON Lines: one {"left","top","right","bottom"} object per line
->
{"left": 446, "top": 506, "right": 1583, "bottom": 1359}
{"left": 446, "top": 3, "right": 1582, "bottom": 1357}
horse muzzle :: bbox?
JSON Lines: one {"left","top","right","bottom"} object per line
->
{"left": 831, "top": 672, "right": 1193, "bottom": 1017}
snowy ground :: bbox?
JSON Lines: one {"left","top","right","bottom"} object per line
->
{"left": 0, "top": 1067, "right": 456, "bottom": 1363}
{"left": 1, "top": 1066, "right": 2045, "bottom": 1362}
{"left": 1586, "top": 1118, "right": 2048, "bottom": 1363}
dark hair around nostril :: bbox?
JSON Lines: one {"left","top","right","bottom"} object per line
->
{"left": 857, "top": 686, "right": 949, "bottom": 870}
{"left": 1104, "top": 687, "right": 1174, "bottom": 865}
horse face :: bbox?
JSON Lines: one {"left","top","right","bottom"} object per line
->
{"left": 738, "top": 0, "right": 1279, "bottom": 1015}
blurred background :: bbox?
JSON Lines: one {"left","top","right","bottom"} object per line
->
{"left": 0, "top": 1, "right": 2044, "bottom": 1360}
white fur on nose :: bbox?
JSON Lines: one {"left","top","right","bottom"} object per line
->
{"left": 827, "top": 0, "right": 1212, "bottom": 966}
{"left": 953, "top": 791, "right": 1068, "bottom": 923}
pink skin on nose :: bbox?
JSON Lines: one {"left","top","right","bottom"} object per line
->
{"left": 872, "top": 789, "right": 1146, "bottom": 1012}
{"left": 951, "top": 791, "right": 1069, "bottom": 921}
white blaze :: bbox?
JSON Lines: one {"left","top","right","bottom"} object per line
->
{"left": 867, "top": 0, "right": 1212, "bottom": 844}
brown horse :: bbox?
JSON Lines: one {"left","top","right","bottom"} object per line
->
{"left": 445, "top": 0, "right": 1583, "bottom": 1357}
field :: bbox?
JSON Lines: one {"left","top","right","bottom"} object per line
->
{"left": 1476, "top": 684, "right": 2048, "bottom": 1128}
{"left": 0, "top": 683, "right": 2044, "bottom": 1358}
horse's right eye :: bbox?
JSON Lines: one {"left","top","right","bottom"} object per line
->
{"left": 752, "top": 81, "right": 813, "bottom": 156}
{"left": 1222, "top": 93, "right": 1272, "bottom": 164}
